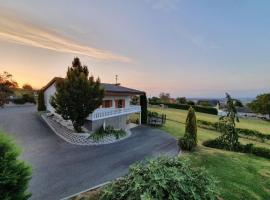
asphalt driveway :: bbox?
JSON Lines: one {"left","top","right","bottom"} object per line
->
{"left": 0, "top": 106, "right": 178, "bottom": 200}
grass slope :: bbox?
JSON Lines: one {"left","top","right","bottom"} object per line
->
{"left": 148, "top": 107, "right": 270, "bottom": 199}
{"left": 150, "top": 107, "right": 270, "bottom": 135}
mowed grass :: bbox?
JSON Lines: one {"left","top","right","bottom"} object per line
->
{"left": 184, "top": 147, "right": 270, "bottom": 200}
{"left": 147, "top": 107, "right": 270, "bottom": 199}
{"left": 150, "top": 107, "right": 270, "bottom": 135}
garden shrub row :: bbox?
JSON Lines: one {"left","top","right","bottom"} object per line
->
{"left": 100, "top": 156, "right": 218, "bottom": 200}
{"left": 89, "top": 125, "right": 126, "bottom": 141}
{"left": 203, "top": 139, "right": 270, "bottom": 159}
{"left": 150, "top": 102, "right": 218, "bottom": 115}
{"left": 11, "top": 94, "right": 36, "bottom": 105}
{"left": 197, "top": 119, "right": 270, "bottom": 142}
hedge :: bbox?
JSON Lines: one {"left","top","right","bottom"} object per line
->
{"left": 37, "top": 90, "right": 46, "bottom": 111}
{"left": 150, "top": 102, "right": 218, "bottom": 115}
{"left": 197, "top": 119, "right": 270, "bottom": 142}
{"left": 203, "top": 139, "right": 270, "bottom": 159}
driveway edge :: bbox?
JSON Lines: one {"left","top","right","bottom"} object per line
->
{"left": 60, "top": 181, "right": 111, "bottom": 200}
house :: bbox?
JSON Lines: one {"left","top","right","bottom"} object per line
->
{"left": 42, "top": 77, "right": 144, "bottom": 131}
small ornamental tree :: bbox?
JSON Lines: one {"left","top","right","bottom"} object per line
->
{"left": 217, "top": 93, "right": 240, "bottom": 150}
{"left": 0, "top": 133, "right": 32, "bottom": 200}
{"left": 140, "top": 93, "right": 147, "bottom": 124}
{"left": 51, "top": 57, "right": 104, "bottom": 132}
{"left": 37, "top": 90, "right": 46, "bottom": 111}
{"left": 178, "top": 107, "right": 197, "bottom": 151}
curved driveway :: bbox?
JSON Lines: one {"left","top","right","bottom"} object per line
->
{"left": 0, "top": 106, "right": 178, "bottom": 200}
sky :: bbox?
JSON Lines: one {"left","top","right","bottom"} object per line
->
{"left": 0, "top": 0, "right": 270, "bottom": 98}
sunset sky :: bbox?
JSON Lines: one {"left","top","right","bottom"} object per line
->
{"left": 0, "top": 0, "right": 270, "bottom": 98}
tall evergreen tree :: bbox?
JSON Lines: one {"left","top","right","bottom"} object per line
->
{"left": 140, "top": 93, "right": 148, "bottom": 124}
{"left": 178, "top": 107, "right": 197, "bottom": 151}
{"left": 185, "top": 106, "right": 197, "bottom": 145}
{"left": 51, "top": 57, "right": 104, "bottom": 132}
{"left": 37, "top": 90, "right": 46, "bottom": 111}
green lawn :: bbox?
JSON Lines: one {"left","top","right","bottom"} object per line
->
{"left": 148, "top": 107, "right": 270, "bottom": 199}
{"left": 185, "top": 148, "right": 270, "bottom": 200}
{"left": 150, "top": 107, "right": 270, "bottom": 135}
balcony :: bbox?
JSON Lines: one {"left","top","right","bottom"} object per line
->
{"left": 87, "top": 105, "right": 141, "bottom": 121}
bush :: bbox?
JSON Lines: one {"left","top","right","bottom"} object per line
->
{"left": 89, "top": 125, "right": 126, "bottom": 141}
{"left": 0, "top": 133, "right": 32, "bottom": 200}
{"left": 178, "top": 137, "right": 196, "bottom": 151}
{"left": 37, "top": 90, "right": 46, "bottom": 111}
{"left": 22, "top": 94, "right": 36, "bottom": 104}
{"left": 12, "top": 98, "right": 26, "bottom": 104}
{"left": 203, "top": 139, "right": 270, "bottom": 159}
{"left": 150, "top": 102, "right": 218, "bottom": 115}
{"left": 100, "top": 156, "right": 217, "bottom": 200}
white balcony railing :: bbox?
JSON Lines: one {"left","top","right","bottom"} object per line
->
{"left": 87, "top": 105, "right": 141, "bottom": 121}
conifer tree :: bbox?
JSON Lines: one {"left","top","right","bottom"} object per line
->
{"left": 51, "top": 57, "right": 104, "bottom": 132}
{"left": 178, "top": 107, "right": 197, "bottom": 151}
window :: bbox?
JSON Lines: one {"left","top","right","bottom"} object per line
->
{"left": 115, "top": 99, "right": 125, "bottom": 108}
{"left": 102, "top": 100, "right": 112, "bottom": 108}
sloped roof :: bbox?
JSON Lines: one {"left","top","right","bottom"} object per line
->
{"left": 41, "top": 77, "right": 144, "bottom": 95}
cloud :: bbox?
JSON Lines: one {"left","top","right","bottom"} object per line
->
{"left": 0, "top": 12, "right": 132, "bottom": 63}
{"left": 146, "top": 0, "right": 180, "bottom": 11}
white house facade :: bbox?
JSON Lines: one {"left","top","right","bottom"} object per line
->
{"left": 42, "top": 77, "right": 144, "bottom": 131}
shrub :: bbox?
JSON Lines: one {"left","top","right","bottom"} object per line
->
{"left": 100, "top": 156, "right": 217, "bottom": 200}
{"left": 12, "top": 98, "right": 26, "bottom": 104}
{"left": 149, "top": 102, "right": 218, "bottom": 115}
{"left": 89, "top": 125, "right": 126, "bottom": 141}
{"left": 203, "top": 139, "right": 270, "bottom": 159}
{"left": 178, "top": 107, "right": 197, "bottom": 151}
{"left": 178, "top": 137, "right": 196, "bottom": 151}
{"left": 37, "top": 90, "right": 46, "bottom": 111}
{"left": 0, "top": 133, "right": 32, "bottom": 200}
{"left": 140, "top": 93, "right": 148, "bottom": 124}
{"left": 22, "top": 94, "right": 36, "bottom": 104}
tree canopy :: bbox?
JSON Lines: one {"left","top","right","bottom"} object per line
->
{"left": 0, "top": 71, "right": 18, "bottom": 107}
{"left": 176, "top": 97, "right": 187, "bottom": 104}
{"left": 22, "top": 84, "right": 33, "bottom": 90}
{"left": 51, "top": 57, "right": 104, "bottom": 132}
{"left": 248, "top": 93, "right": 270, "bottom": 118}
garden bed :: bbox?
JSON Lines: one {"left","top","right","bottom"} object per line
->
{"left": 41, "top": 113, "right": 132, "bottom": 145}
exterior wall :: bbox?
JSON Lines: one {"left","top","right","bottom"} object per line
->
{"left": 101, "top": 96, "right": 130, "bottom": 108}
{"left": 44, "top": 83, "right": 56, "bottom": 113}
{"left": 85, "top": 114, "right": 129, "bottom": 131}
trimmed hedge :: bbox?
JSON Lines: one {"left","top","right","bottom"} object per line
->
{"left": 37, "top": 90, "right": 46, "bottom": 111}
{"left": 203, "top": 139, "right": 270, "bottom": 159}
{"left": 150, "top": 102, "right": 218, "bottom": 115}
{"left": 12, "top": 98, "right": 26, "bottom": 104}
{"left": 197, "top": 119, "right": 270, "bottom": 142}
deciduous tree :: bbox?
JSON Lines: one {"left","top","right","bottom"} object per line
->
{"left": 0, "top": 71, "right": 18, "bottom": 107}
{"left": 248, "top": 93, "right": 270, "bottom": 118}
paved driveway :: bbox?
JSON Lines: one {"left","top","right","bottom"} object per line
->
{"left": 0, "top": 106, "right": 178, "bottom": 200}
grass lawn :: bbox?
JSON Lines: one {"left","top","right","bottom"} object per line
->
{"left": 150, "top": 107, "right": 270, "bottom": 135}
{"left": 147, "top": 107, "right": 270, "bottom": 199}
{"left": 184, "top": 147, "right": 270, "bottom": 200}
